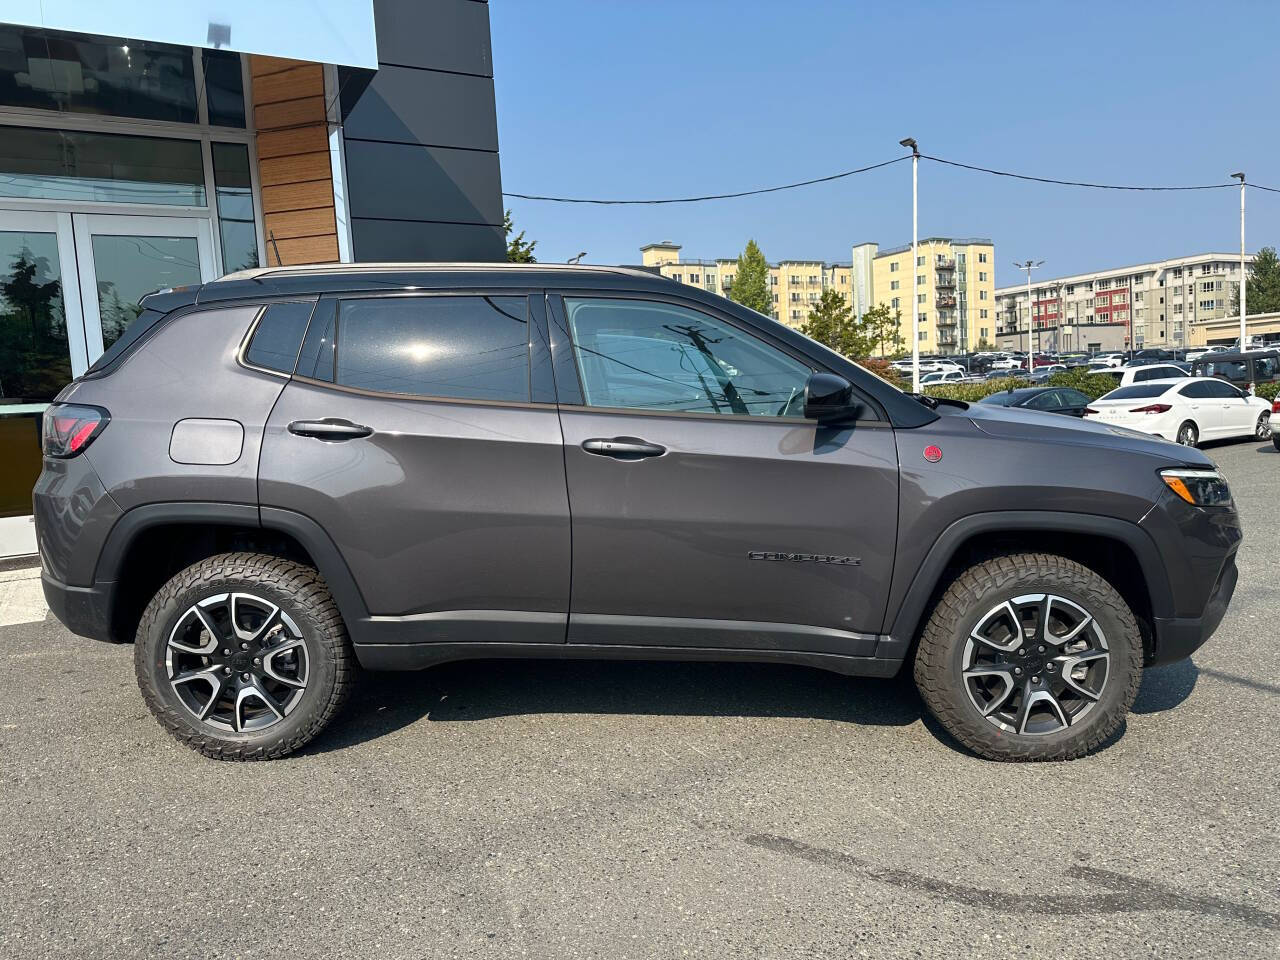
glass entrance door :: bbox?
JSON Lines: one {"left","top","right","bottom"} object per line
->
{"left": 72, "top": 214, "right": 215, "bottom": 357}
{"left": 0, "top": 208, "right": 216, "bottom": 555}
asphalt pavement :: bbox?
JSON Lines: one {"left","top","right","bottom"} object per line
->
{"left": 1, "top": 440, "right": 1276, "bottom": 959}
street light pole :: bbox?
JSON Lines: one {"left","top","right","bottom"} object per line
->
{"left": 1231, "top": 172, "right": 1246, "bottom": 349}
{"left": 1012, "top": 260, "right": 1044, "bottom": 368}
{"left": 900, "top": 137, "right": 920, "bottom": 391}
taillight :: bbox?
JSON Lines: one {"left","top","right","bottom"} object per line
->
{"left": 1272, "top": 399, "right": 1280, "bottom": 414}
{"left": 41, "top": 403, "right": 109, "bottom": 458}
{"left": 1129, "top": 403, "right": 1172, "bottom": 415}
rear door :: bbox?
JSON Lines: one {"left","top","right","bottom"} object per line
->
{"left": 548, "top": 292, "right": 899, "bottom": 655}
{"left": 259, "top": 291, "right": 570, "bottom": 644}
{"left": 1179, "top": 380, "right": 1225, "bottom": 436}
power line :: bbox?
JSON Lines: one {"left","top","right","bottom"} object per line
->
{"left": 502, "top": 156, "right": 907, "bottom": 204}
{"left": 503, "top": 152, "right": 1280, "bottom": 204}
{"left": 921, "top": 154, "right": 1237, "bottom": 192}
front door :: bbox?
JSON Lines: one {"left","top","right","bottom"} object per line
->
{"left": 549, "top": 293, "right": 900, "bottom": 656}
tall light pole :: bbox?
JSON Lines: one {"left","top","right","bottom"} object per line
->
{"left": 1012, "top": 260, "right": 1043, "bottom": 365}
{"left": 900, "top": 137, "right": 919, "bottom": 390}
{"left": 567, "top": 251, "right": 587, "bottom": 265}
{"left": 1231, "top": 172, "right": 1246, "bottom": 350}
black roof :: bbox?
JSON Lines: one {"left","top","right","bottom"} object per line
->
{"left": 1191, "top": 349, "right": 1280, "bottom": 363}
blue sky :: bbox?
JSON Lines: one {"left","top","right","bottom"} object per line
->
{"left": 490, "top": 0, "right": 1280, "bottom": 289}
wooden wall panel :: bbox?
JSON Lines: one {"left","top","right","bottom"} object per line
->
{"left": 248, "top": 53, "right": 340, "bottom": 265}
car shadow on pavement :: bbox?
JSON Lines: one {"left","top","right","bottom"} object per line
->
{"left": 1253, "top": 442, "right": 1278, "bottom": 454}
{"left": 303, "top": 659, "right": 925, "bottom": 755}
{"left": 1131, "top": 658, "right": 1198, "bottom": 714}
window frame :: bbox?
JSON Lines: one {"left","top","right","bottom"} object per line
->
{"left": 287, "top": 290, "right": 545, "bottom": 408}
{"left": 237, "top": 297, "right": 319, "bottom": 378}
{"left": 546, "top": 289, "right": 888, "bottom": 425}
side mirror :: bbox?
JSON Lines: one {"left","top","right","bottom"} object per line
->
{"left": 804, "top": 372, "right": 862, "bottom": 423}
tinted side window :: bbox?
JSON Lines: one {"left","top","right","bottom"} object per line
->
{"left": 1026, "top": 390, "right": 1060, "bottom": 409}
{"left": 333, "top": 296, "right": 529, "bottom": 402}
{"left": 564, "top": 297, "right": 813, "bottom": 417}
{"left": 245, "top": 301, "right": 314, "bottom": 374}
{"left": 1254, "top": 357, "right": 1279, "bottom": 380}
{"left": 1200, "top": 379, "right": 1241, "bottom": 399}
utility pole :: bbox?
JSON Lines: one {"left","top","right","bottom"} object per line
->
{"left": 900, "top": 137, "right": 920, "bottom": 391}
{"left": 1231, "top": 172, "right": 1246, "bottom": 349}
{"left": 1012, "top": 260, "right": 1043, "bottom": 367}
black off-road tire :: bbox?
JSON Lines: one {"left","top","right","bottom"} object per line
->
{"left": 135, "top": 553, "right": 353, "bottom": 760}
{"left": 913, "top": 553, "right": 1143, "bottom": 761}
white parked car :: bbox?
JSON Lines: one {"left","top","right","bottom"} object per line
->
{"left": 1090, "top": 363, "right": 1189, "bottom": 389}
{"left": 1087, "top": 353, "right": 1126, "bottom": 368}
{"left": 920, "top": 369, "right": 969, "bottom": 386}
{"left": 1085, "top": 378, "right": 1272, "bottom": 447}
{"left": 1185, "top": 346, "right": 1226, "bottom": 362}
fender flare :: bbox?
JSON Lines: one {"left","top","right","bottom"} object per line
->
{"left": 880, "top": 511, "right": 1173, "bottom": 660}
{"left": 93, "top": 502, "right": 371, "bottom": 628}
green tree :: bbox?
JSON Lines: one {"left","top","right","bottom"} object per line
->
{"left": 860, "top": 302, "right": 906, "bottom": 358}
{"left": 504, "top": 210, "right": 537, "bottom": 263}
{"left": 799, "top": 293, "right": 905, "bottom": 360}
{"left": 729, "top": 239, "right": 771, "bottom": 315}
{"left": 1231, "top": 245, "right": 1280, "bottom": 315}
{"left": 799, "top": 289, "right": 860, "bottom": 355}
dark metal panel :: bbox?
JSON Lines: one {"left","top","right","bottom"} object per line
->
{"left": 349, "top": 218, "right": 505, "bottom": 262}
{"left": 343, "top": 66, "right": 498, "bottom": 151}
{"left": 372, "top": 0, "right": 493, "bottom": 76}
{"left": 344, "top": 140, "right": 503, "bottom": 225}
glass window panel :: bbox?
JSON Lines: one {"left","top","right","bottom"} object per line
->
{"left": 212, "top": 142, "right": 258, "bottom": 273}
{"left": 90, "top": 234, "right": 202, "bottom": 349}
{"left": 334, "top": 296, "right": 530, "bottom": 402}
{"left": 201, "top": 50, "right": 246, "bottom": 128}
{"left": 564, "top": 298, "right": 812, "bottom": 417}
{"left": 0, "top": 229, "right": 70, "bottom": 403}
{"left": 0, "top": 127, "right": 206, "bottom": 206}
{"left": 0, "top": 26, "right": 197, "bottom": 123}
{"left": 246, "top": 301, "right": 314, "bottom": 374}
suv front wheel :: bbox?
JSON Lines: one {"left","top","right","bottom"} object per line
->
{"left": 135, "top": 553, "right": 353, "bottom": 760}
{"left": 913, "top": 553, "right": 1142, "bottom": 761}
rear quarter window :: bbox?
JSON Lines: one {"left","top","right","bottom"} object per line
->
{"left": 244, "top": 301, "right": 315, "bottom": 374}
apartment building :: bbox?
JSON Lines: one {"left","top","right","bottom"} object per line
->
{"left": 863, "top": 237, "right": 996, "bottom": 355}
{"left": 993, "top": 253, "right": 1254, "bottom": 352}
{"left": 639, "top": 242, "right": 853, "bottom": 329}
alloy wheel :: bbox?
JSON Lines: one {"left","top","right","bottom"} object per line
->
{"left": 165, "top": 592, "right": 308, "bottom": 733}
{"left": 1177, "top": 423, "right": 1197, "bottom": 446}
{"left": 961, "top": 594, "right": 1110, "bottom": 736}
{"left": 1257, "top": 412, "right": 1271, "bottom": 440}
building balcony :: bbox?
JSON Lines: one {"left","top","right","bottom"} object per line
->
{"left": 935, "top": 258, "right": 955, "bottom": 270}
{"left": 936, "top": 295, "right": 957, "bottom": 308}
{"left": 935, "top": 275, "right": 956, "bottom": 289}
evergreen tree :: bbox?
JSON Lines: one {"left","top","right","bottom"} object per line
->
{"left": 504, "top": 210, "right": 537, "bottom": 263}
{"left": 729, "top": 239, "right": 772, "bottom": 315}
{"left": 1231, "top": 246, "right": 1280, "bottom": 315}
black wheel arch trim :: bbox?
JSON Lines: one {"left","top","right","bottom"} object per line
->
{"left": 92, "top": 502, "right": 371, "bottom": 634}
{"left": 880, "top": 510, "right": 1173, "bottom": 661}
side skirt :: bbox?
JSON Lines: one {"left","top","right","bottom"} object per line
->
{"left": 353, "top": 640, "right": 905, "bottom": 678}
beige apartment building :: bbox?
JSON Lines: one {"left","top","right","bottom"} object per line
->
{"left": 993, "top": 252, "right": 1254, "bottom": 352}
{"left": 860, "top": 238, "right": 996, "bottom": 355}
{"left": 639, "top": 242, "right": 853, "bottom": 329}
{"left": 639, "top": 239, "right": 990, "bottom": 353}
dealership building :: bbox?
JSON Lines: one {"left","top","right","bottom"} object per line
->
{"left": 0, "top": 1, "right": 505, "bottom": 556}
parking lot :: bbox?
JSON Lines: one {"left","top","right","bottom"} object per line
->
{"left": 1, "top": 440, "right": 1276, "bottom": 960}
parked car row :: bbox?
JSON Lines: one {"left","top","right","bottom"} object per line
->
{"left": 1085, "top": 378, "right": 1272, "bottom": 447}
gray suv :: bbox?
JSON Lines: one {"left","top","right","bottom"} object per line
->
{"left": 35, "top": 265, "right": 1241, "bottom": 762}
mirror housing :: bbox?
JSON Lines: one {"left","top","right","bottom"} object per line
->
{"left": 804, "top": 372, "right": 863, "bottom": 423}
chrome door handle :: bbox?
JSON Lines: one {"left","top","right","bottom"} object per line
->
{"left": 288, "top": 418, "right": 373, "bottom": 441}
{"left": 582, "top": 436, "right": 666, "bottom": 459}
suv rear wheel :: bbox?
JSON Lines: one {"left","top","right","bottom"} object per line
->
{"left": 134, "top": 553, "right": 353, "bottom": 760}
{"left": 913, "top": 553, "right": 1142, "bottom": 761}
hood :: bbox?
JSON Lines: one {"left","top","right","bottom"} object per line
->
{"left": 957, "top": 400, "right": 1215, "bottom": 467}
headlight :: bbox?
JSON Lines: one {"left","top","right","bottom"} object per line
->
{"left": 1160, "top": 468, "right": 1232, "bottom": 507}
